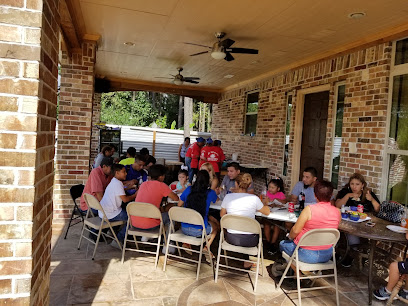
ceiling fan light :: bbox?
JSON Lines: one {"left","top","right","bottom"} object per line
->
{"left": 173, "top": 79, "right": 183, "bottom": 85}
{"left": 211, "top": 51, "right": 226, "bottom": 60}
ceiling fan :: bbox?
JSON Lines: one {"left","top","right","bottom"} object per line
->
{"left": 154, "top": 67, "right": 200, "bottom": 85}
{"left": 185, "top": 32, "right": 259, "bottom": 61}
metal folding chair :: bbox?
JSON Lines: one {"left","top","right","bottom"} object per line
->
{"left": 64, "top": 184, "right": 85, "bottom": 239}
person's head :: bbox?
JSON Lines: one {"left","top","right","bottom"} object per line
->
{"left": 200, "top": 162, "right": 215, "bottom": 181}
{"left": 178, "top": 169, "right": 188, "bottom": 184}
{"left": 100, "top": 157, "right": 114, "bottom": 175}
{"left": 148, "top": 164, "right": 166, "bottom": 181}
{"left": 131, "top": 155, "right": 146, "bottom": 171}
{"left": 101, "top": 145, "right": 113, "bottom": 157}
{"left": 196, "top": 137, "right": 205, "bottom": 147}
{"left": 145, "top": 155, "right": 156, "bottom": 170}
{"left": 110, "top": 144, "right": 118, "bottom": 155}
{"left": 347, "top": 173, "right": 368, "bottom": 197}
{"left": 126, "top": 147, "right": 136, "bottom": 158}
{"left": 314, "top": 180, "right": 334, "bottom": 203}
{"left": 234, "top": 173, "right": 252, "bottom": 192}
{"left": 184, "top": 137, "right": 190, "bottom": 146}
{"left": 186, "top": 170, "right": 210, "bottom": 219}
{"left": 268, "top": 177, "right": 284, "bottom": 194}
{"left": 205, "top": 138, "right": 213, "bottom": 146}
{"left": 227, "top": 162, "right": 240, "bottom": 180}
{"left": 140, "top": 148, "right": 149, "bottom": 157}
{"left": 214, "top": 140, "right": 221, "bottom": 147}
{"left": 112, "top": 164, "right": 127, "bottom": 181}
{"left": 302, "top": 167, "right": 318, "bottom": 187}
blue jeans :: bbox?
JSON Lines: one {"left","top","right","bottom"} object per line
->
{"left": 279, "top": 240, "right": 333, "bottom": 264}
{"left": 80, "top": 207, "right": 98, "bottom": 217}
{"left": 109, "top": 210, "right": 128, "bottom": 242}
{"left": 182, "top": 224, "right": 211, "bottom": 237}
{"left": 185, "top": 157, "right": 191, "bottom": 171}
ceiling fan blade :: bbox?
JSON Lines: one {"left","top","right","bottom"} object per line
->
{"left": 190, "top": 51, "right": 210, "bottom": 57}
{"left": 184, "top": 80, "right": 199, "bottom": 84}
{"left": 226, "top": 48, "right": 259, "bottom": 54}
{"left": 224, "top": 52, "right": 234, "bottom": 61}
{"left": 219, "top": 38, "right": 235, "bottom": 48}
{"left": 184, "top": 42, "right": 212, "bottom": 49}
{"left": 154, "top": 77, "right": 174, "bottom": 79}
{"left": 183, "top": 77, "right": 200, "bottom": 80}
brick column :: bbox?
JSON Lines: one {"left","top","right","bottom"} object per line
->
{"left": 90, "top": 92, "right": 101, "bottom": 165}
{"left": 53, "top": 42, "right": 96, "bottom": 221}
{"left": 0, "top": 0, "right": 59, "bottom": 304}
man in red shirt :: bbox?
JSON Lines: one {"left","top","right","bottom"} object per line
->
{"left": 213, "top": 140, "right": 225, "bottom": 177}
{"left": 189, "top": 137, "right": 205, "bottom": 183}
{"left": 199, "top": 138, "right": 213, "bottom": 169}
{"left": 80, "top": 157, "right": 114, "bottom": 214}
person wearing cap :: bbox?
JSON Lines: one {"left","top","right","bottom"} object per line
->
{"left": 188, "top": 137, "right": 206, "bottom": 183}
{"left": 198, "top": 137, "right": 213, "bottom": 169}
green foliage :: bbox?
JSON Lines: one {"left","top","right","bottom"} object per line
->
{"left": 154, "top": 115, "right": 167, "bottom": 128}
{"left": 170, "top": 120, "right": 176, "bottom": 129}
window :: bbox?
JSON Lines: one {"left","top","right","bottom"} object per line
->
{"left": 384, "top": 38, "right": 408, "bottom": 205}
{"left": 331, "top": 83, "right": 345, "bottom": 188}
{"left": 283, "top": 93, "right": 293, "bottom": 176}
{"left": 244, "top": 91, "right": 259, "bottom": 135}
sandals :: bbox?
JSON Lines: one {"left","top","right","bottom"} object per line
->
{"left": 203, "top": 247, "right": 215, "bottom": 259}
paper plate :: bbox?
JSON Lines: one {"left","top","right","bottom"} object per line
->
{"left": 386, "top": 225, "right": 408, "bottom": 233}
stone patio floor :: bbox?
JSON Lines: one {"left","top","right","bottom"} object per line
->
{"left": 50, "top": 223, "right": 404, "bottom": 306}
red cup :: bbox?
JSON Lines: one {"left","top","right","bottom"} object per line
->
{"left": 357, "top": 204, "right": 364, "bottom": 213}
{"left": 170, "top": 184, "right": 177, "bottom": 190}
{"left": 288, "top": 202, "right": 295, "bottom": 213}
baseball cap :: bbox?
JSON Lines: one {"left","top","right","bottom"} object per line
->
{"left": 206, "top": 138, "right": 213, "bottom": 144}
{"left": 196, "top": 137, "right": 205, "bottom": 143}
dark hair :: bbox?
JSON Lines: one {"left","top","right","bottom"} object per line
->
{"left": 100, "top": 157, "right": 114, "bottom": 167}
{"left": 227, "top": 162, "right": 240, "bottom": 171}
{"left": 304, "top": 167, "right": 318, "bottom": 178}
{"left": 148, "top": 164, "right": 166, "bottom": 180}
{"left": 184, "top": 137, "right": 190, "bottom": 142}
{"left": 101, "top": 145, "right": 112, "bottom": 155}
{"left": 185, "top": 170, "right": 210, "bottom": 219}
{"left": 314, "top": 180, "right": 334, "bottom": 202}
{"left": 110, "top": 144, "right": 118, "bottom": 152}
{"left": 134, "top": 154, "right": 146, "bottom": 163}
{"left": 112, "top": 163, "right": 125, "bottom": 174}
{"left": 147, "top": 155, "right": 156, "bottom": 165}
{"left": 127, "top": 147, "right": 136, "bottom": 158}
{"left": 268, "top": 177, "right": 284, "bottom": 192}
{"left": 214, "top": 140, "right": 220, "bottom": 146}
{"left": 345, "top": 173, "right": 368, "bottom": 202}
{"left": 178, "top": 169, "right": 188, "bottom": 177}
{"left": 140, "top": 148, "right": 149, "bottom": 156}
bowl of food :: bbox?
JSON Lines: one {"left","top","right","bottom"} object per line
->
{"left": 350, "top": 206, "right": 358, "bottom": 211}
{"left": 359, "top": 213, "right": 367, "bottom": 220}
{"left": 341, "top": 213, "right": 349, "bottom": 219}
{"left": 349, "top": 214, "right": 360, "bottom": 222}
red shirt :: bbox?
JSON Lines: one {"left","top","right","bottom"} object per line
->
{"left": 199, "top": 146, "right": 211, "bottom": 169}
{"left": 185, "top": 145, "right": 193, "bottom": 158}
{"left": 80, "top": 167, "right": 112, "bottom": 211}
{"left": 200, "top": 146, "right": 221, "bottom": 172}
{"left": 131, "top": 180, "right": 171, "bottom": 229}
{"left": 214, "top": 146, "right": 225, "bottom": 163}
{"left": 190, "top": 142, "right": 201, "bottom": 169}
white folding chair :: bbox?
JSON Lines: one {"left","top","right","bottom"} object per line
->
{"left": 121, "top": 202, "right": 166, "bottom": 268}
{"left": 77, "top": 194, "right": 126, "bottom": 260}
{"left": 214, "top": 214, "right": 264, "bottom": 292}
{"left": 277, "top": 228, "right": 341, "bottom": 306}
{"left": 163, "top": 206, "right": 214, "bottom": 280}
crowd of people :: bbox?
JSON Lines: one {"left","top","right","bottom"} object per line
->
{"left": 80, "top": 137, "right": 403, "bottom": 302}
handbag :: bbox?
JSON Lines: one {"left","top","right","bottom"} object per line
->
{"left": 376, "top": 201, "right": 405, "bottom": 223}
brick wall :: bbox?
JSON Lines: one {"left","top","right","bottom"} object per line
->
{"left": 0, "top": 0, "right": 59, "bottom": 304}
{"left": 90, "top": 92, "right": 101, "bottom": 165}
{"left": 53, "top": 42, "right": 96, "bottom": 221}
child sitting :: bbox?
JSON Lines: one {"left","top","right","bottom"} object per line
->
{"left": 175, "top": 169, "right": 190, "bottom": 194}
{"left": 262, "top": 178, "right": 287, "bottom": 255}
{"left": 99, "top": 164, "right": 137, "bottom": 249}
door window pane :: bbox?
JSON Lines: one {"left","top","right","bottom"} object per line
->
{"left": 387, "top": 154, "right": 408, "bottom": 205}
{"left": 331, "top": 84, "right": 345, "bottom": 188}
{"left": 245, "top": 92, "right": 259, "bottom": 134}
{"left": 388, "top": 75, "right": 408, "bottom": 151}
{"left": 395, "top": 38, "right": 408, "bottom": 66}
{"left": 283, "top": 94, "right": 293, "bottom": 176}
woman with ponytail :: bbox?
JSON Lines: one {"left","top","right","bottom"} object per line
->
{"left": 178, "top": 170, "right": 219, "bottom": 255}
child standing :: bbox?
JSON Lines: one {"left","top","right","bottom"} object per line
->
{"left": 262, "top": 178, "right": 287, "bottom": 255}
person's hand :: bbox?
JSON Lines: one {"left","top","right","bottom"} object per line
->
{"left": 366, "top": 190, "right": 373, "bottom": 202}
{"left": 347, "top": 192, "right": 360, "bottom": 200}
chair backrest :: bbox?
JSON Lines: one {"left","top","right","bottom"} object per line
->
{"left": 220, "top": 214, "right": 261, "bottom": 235}
{"left": 83, "top": 193, "right": 103, "bottom": 211}
{"left": 297, "top": 228, "right": 340, "bottom": 248}
{"left": 168, "top": 206, "right": 205, "bottom": 227}
{"left": 70, "top": 184, "right": 84, "bottom": 202}
{"left": 127, "top": 202, "right": 162, "bottom": 220}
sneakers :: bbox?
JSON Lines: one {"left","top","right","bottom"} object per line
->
{"left": 110, "top": 239, "right": 122, "bottom": 250}
{"left": 373, "top": 286, "right": 391, "bottom": 301}
{"left": 341, "top": 255, "right": 353, "bottom": 268}
{"left": 141, "top": 236, "right": 149, "bottom": 242}
{"left": 399, "top": 289, "right": 408, "bottom": 299}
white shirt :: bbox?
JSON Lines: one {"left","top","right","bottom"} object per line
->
{"left": 221, "top": 193, "right": 263, "bottom": 234}
{"left": 99, "top": 177, "right": 125, "bottom": 219}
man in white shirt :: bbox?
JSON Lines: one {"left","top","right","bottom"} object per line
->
{"left": 99, "top": 164, "right": 136, "bottom": 248}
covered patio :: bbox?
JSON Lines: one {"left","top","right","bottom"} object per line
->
{"left": 1, "top": 0, "right": 408, "bottom": 305}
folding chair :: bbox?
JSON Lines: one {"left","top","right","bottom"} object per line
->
{"left": 163, "top": 206, "right": 214, "bottom": 280}
{"left": 64, "top": 184, "right": 85, "bottom": 239}
{"left": 121, "top": 202, "right": 167, "bottom": 268}
{"left": 77, "top": 194, "right": 126, "bottom": 260}
{"left": 214, "top": 214, "right": 264, "bottom": 292}
{"left": 277, "top": 228, "right": 341, "bottom": 306}
{"left": 387, "top": 274, "right": 408, "bottom": 306}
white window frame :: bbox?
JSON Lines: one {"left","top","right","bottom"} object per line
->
{"left": 243, "top": 90, "right": 259, "bottom": 135}
{"left": 282, "top": 92, "right": 293, "bottom": 178}
{"left": 381, "top": 37, "right": 408, "bottom": 201}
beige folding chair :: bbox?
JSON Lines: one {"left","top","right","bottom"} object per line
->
{"left": 214, "top": 214, "right": 264, "bottom": 292}
{"left": 77, "top": 194, "right": 126, "bottom": 260}
{"left": 162, "top": 206, "right": 214, "bottom": 280}
{"left": 277, "top": 228, "right": 341, "bottom": 306}
{"left": 121, "top": 202, "right": 166, "bottom": 268}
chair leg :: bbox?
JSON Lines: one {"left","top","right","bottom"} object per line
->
{"left": 175, "top": 241, "right": 182, "bottom": 257}
{"left": 77, "top": 222, "right": 87, "bottom": 250}
{"left": 261, "top": 243, "right": 265, "bottom": 277}
{"left": 296, "top": 258, "right": 302, "bottom": 306}
{"left": 196, "top": 244, "right": 204, "bottom": 280}
{"left": 387, "top": 275, "right": 406, "bottom": 306}
{"left": 215, "top": 235, "right": 223, "bottom": 283}
{"left": 155, "top": 232, "right": 162, "bottom": 269}
{"left": 310, "top": 270, "right": 321, "bottom": 287}
{"left": 254, "top": 250, "right": 261, "bottom": 292}
{"left": 108, "top": 223, "right": 123, "bottom": 251}
{"left": 224, "top": 250, "right": 228, "bottom": 267}
{"left": 64, "top": 208, "right": 77, "bottom": 239}
{"left": 92, "top": 227, "right": 103, "bottom": 260}
{"left": 277, "top": 256, "right": 294, "bottom": 288}
{"left": 134, "top": 235, "right": 139, "bottom": 250}
{"left": 163, "top": 225, "right": 172, "bottom": 272}
{"left": 121, "top": 224, "right": 129, "bottom": 264}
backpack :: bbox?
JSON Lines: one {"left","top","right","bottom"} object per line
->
{"left": 266, "top": 257, "right": 296, "bottom": 290}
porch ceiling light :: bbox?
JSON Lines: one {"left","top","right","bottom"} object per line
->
{"left": 348, "top": 12, "right": 366, "bottom": 19}
{"left": 173, "top": 78, "right": 183, "bottom": 85}
{"left": 211, "top": 50, "right": 226, "bottom": 60}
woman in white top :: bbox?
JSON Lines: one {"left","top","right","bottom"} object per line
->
{"left": 220, "top": 173, "right": 270, "bottom": 268}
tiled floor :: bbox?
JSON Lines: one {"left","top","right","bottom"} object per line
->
{"left": 50, "top": 223, "right": 403, "bottom": 306}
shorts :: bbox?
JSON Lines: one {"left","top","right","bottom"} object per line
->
{"left": 398, "top": 261, "right": 408, "bottom": 274}
{"left": 181, "top": 225, "right": 212, "bottom": 237}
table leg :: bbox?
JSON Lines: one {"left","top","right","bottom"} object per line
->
{"left": 368, "top": 239, "right": 376, "bottom": 305}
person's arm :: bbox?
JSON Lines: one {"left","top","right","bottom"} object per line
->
{"left": 210, "top": 178, "right": 218, "bottom": 191}
{"left": 177, "top": 199, "right": 184, "bottom": 207}
{"left": 366, "top": 190, "right": 380, "bottom": 212}
{"left": 220, "top": 207, "right": 227, "bottom": 217}
{"left": 335, "top": 192, "right": 357, "bottom": 208}
{"left": 289, "top": 206, "right": 311, "bottom": 239}
{"left": 94, "top": 192, "right": 103, "bottom": 202}
{"left": 168, "top": 191, "right": 179, "bottom": 202}
{"left": 120, "top": 193, "right": 136, "bottom": 203}
{"left": 258, "top": 205, "right": 271, "bottom": 216}
{"left": 178, "top": 144, "right": 182, "bottom": 161}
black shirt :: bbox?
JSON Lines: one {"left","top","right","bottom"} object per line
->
{"left": 336, "top": 187, "right": 380, "bottom": 212}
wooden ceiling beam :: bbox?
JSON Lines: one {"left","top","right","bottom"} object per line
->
{"left": 95, "top": 77, "right": 221, "bottom": 104}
